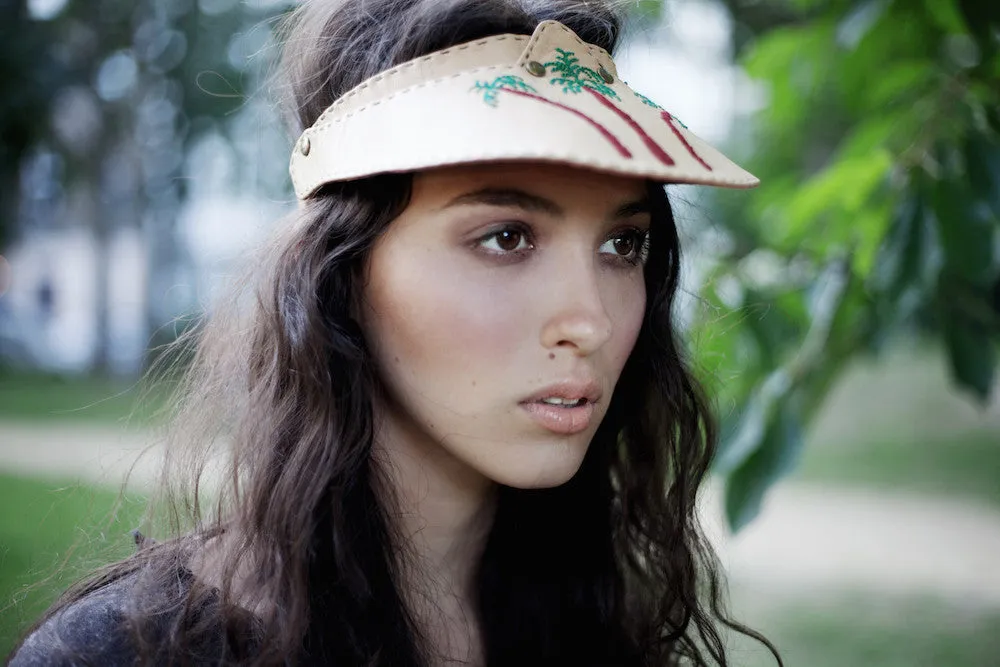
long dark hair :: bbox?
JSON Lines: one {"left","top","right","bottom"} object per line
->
{"left": 16, "top": 1, "right": 780, "bottom": 665}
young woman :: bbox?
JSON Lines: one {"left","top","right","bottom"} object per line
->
{"left": 10, "top": 1, "right": 780, "bottom": 665}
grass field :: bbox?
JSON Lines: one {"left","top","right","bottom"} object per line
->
{"left": 792, "top": 430, "right": 1000, "bottom": 507}
{"left": 0, "top": 473, "right": 145, "bottom": 658}
{"left": 0, "top": 370, "right": 167, "bottom": 424}
{"left": 787, "top": 342, "right": 1000, "bottom": 504}
{"left": 730, "top": 588, "right": 1000, "bottom": 667}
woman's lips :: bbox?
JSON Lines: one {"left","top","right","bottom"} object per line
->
{"left": 519, "top": 400, "right": 596, "bottom": 435}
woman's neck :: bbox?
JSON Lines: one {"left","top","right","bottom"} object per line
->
{"left": 372, "top": 401, "right": 498, "bottom": 666}
{"left": 373, "top": 410, "right": 498, "bottom": 598}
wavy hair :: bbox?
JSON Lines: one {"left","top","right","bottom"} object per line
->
{"left": 16, "top": 1, "right": 780, "bottom": 665}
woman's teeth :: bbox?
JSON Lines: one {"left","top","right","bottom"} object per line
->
{"left": 539, "top": 397, "right": 586, "bottom": 407}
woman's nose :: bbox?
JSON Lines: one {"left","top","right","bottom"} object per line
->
{"left": 538, "top": 256, "right": 613, "bottom": 356}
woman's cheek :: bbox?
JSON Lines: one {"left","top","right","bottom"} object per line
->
{"left": 368, "top": 250, "right": 525, "bottom": 379}
{"left": 606, "top": 273, "right": 646, "bottom": 367}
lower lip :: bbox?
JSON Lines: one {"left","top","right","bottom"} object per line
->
{"left": 519, "top": 401, "right": 596, "bottom": 435}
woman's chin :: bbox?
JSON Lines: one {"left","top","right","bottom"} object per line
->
{"left": 481, "top": 448, "right": 588, "bottom": 490}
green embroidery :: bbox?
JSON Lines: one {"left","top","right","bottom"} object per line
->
{"left": 543, "top": 48, "right": 619, "bottom": 100}
{"left": 632, "top": 89, "right": 661, "bottom": 109}
{"left": 472, "top": 75, "right": 537, "bottom": 106}
{"left": 629, "top": 88, "right": 690, "bottom": 129}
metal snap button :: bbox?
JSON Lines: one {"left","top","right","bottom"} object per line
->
{"left": 598, "top": 65, "right": 614, "bottom": 83}
{"left": 526, "top": 60, "right": 546, "bottom": 77}
{"left": 299, "top": 136, "right": 311, "bottom": 156}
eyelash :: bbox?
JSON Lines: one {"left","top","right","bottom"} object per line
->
{"left": 475, "top": 223, "right": 650, "bottom": 267}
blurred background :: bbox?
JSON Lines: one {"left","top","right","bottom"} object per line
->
{"left": 1, "top": 0, "right": 998, "bottom": 663}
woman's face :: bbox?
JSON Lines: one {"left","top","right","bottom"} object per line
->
{"left": 361, "top": 162, "right": 650, "bottom": 489}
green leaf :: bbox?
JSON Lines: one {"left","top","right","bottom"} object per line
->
{"left": 742, "top": 23, "right": 836, "bottom": 131}
{"left": 836, "top": 0, "right": 890, "bottom": 49}
{"left": 957, "top": 0, "right": 1000, "bottom": 52}
{"left": 734, "top": 287, "right": 807, "bottom": 369}
{"left": 716, "top": 368, "right": 792, "bottom": 473}
{"left": 724, "top": 400, "right": 805, "bottom": 532}
{"left": 744, "top": 27, "right": 825, "bottom": 82}
{"left": 965, "top": 136, "right": 1000, "bottom": 220}
{"left": 838, "top": 115, "right": 904, "bottom": 158}
{"left": 930, "top": 180, "right": 996, "bottom": 288}
{"left": 923, "top": 0, "right": 969, "bottom": 34}
{"left": 862, "top": 60, "right": 936, "bottom": 110}
{"left": 870, "top": 188, "right": 939, "bottom": 304}
{"left": 780, "top": 150, "right": 893, "bottom": 247}
{"left": 785, "top": 0, "right": 827, "bottom": 10}
{"left": 852, "top": 200, "right": 895, "bottom": 277}
{"left": 944, "top": 314, "right": 997, "bottom": 401}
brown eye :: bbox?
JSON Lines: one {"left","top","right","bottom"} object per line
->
{"left": 479, "top": 227, "right": 532, "bottom": 254}
{"left": 495, "top": 230, "right": 523, "bottom": 251}
{"left": 599, "top": 229, "right": 649, "bottom": 265}
{"left": 612, "top": 234, "right": 635, "bottom": 256}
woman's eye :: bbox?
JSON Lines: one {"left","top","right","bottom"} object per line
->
{"left": 600, "top": 229, "right": 649, "bottom": 264}
{"left": 479, "top": 228, "right": 532, "bottom": 254}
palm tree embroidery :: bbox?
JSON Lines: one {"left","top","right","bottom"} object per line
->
{"left": 471, "top": 54, "right": 714, "bottom": 172}
{"left": 475, "top": 75, "right": 536, "bottom": 106}
{"left": 544, "top": 48, "right": 675, "bottom": 166}
{"left": 632, "top": 90, "right": 657, "bottom": 108}
{"left": 546, "top": 48, "right": 618, "bottom": 99}
{"left": 472, "top": 75, "right": 632, "bottom": 158}
{"left": 631, "top": 89, "right": 713, "bottom": 172}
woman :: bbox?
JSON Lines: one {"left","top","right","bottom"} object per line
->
{"left": 10, "top": 0, "right": 780, "bottom": 665}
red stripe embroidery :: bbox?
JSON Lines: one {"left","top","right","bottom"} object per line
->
{"left": 661, "top": 111, "right": 712, "bottom": 171}
{"left": 585, "top": 88, "right": 675, "bottom": 167}
{"left": 503, "top": 88, "right": 633, "bottom": 159}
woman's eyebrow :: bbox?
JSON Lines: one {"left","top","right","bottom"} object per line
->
{"left": 440, "top": 186, "right": 651, "bottom": 221}
{"left": 440, "top": 187, "right": 564, "bottom": 216}
{"left": 613, "top": 198, "right": 652, "bottom": 220}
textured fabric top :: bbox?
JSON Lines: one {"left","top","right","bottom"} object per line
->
{"left": 7, "top": 567, "right": 254, "bottom": 666}
{"left": 9, "top": 575, "right": 142, "bottom": 666}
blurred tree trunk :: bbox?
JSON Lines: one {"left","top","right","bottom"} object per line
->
{"left": 78, "top": 178, "right": 113, "bottom": 374}
{"left": 0, "top": 0, "right": 56, "bottom": 251}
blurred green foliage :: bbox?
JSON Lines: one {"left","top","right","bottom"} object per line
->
{"left": 671, "top": 0, "right": 1000, "bottom": 529}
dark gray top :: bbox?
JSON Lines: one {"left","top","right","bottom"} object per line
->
{"left": 8, "top": 575, "right": 140, "bottom": 666}
{"left": 7, "top": 564, "right": 250, "bottom": 666}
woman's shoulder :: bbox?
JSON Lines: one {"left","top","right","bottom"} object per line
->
{"left": 8, "top": 554, "right": 258, "bottom": 667}
{"left": 8, "top": 573, "right": 140, "bottom": 666}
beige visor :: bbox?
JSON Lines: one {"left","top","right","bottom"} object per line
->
{"left": 290, "top": 19, "right": 758, "bottom": 199}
